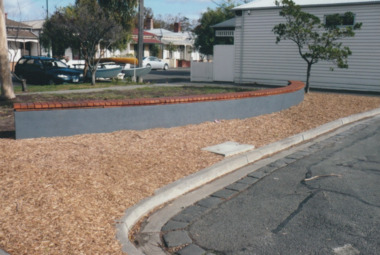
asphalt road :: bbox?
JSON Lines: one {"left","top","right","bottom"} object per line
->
{"left": 162, "top": 116, "right": 380, "bottom": 255}
{"left": 143, "top": 68, "right": 190, "bottom": 83}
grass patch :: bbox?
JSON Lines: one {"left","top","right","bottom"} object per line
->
{"left": 8, "top": 86, "right": 257, "bottom": 104}
{"left": 13, "top": 80, "right": 139, "bottom": 93}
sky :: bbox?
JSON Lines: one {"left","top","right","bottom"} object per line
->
{"left": 4, "top": 0, "right": 240, "bottom": 22}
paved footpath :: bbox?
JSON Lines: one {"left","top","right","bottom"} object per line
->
{"left": 135, "top": 116, "right": 380, "bottom": 255}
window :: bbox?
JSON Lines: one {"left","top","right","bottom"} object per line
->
{"left": 325, "top": 12, "right": 355, "bottom": 28}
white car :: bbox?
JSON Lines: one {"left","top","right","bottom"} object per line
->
{"left": 143, "top": 56, "right": 169, "bottom": 70}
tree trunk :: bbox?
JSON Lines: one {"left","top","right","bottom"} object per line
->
{"left": 91, "top": 71, "right": 96, "bottom": 85}
{"left": 0, "top": 0, "right": 15, "bottom": 99}
{"left": 305, "top": 63, "right": 312, "bottom": 93}
{"left": 137, "top": 0, "right": 144, "bottom": 83}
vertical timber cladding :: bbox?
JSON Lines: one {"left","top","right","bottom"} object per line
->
{"left": 14, "top": 86, "right": 304, "bottom": 139}
{"left": 234, "top": 3, "right": 380, "bottom": 92}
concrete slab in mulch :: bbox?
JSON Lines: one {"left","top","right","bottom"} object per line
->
{"left": 202, "top": 141, "right": 255, "bottom": 157}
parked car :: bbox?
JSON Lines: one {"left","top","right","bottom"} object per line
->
{"left": 14, "top": 56, "right": 84, "bottom": 85}
{"left": 142, "top": 56, "right": 169, "bottom": 70}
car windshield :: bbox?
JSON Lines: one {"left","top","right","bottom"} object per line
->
{"left": 41, "top": 59, "right": 68, "bottom": 68}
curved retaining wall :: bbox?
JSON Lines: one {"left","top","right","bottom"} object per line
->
{"left": 14, "top": 81, "right": 305, "bottom": 139}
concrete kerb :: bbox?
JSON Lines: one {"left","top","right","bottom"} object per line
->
{"left": 116, "top": 107, "right": 380, "bottom": 255}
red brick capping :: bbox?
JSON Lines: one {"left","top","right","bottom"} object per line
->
{"left": 14, "top": 81, "right": 305, "bottom": 111}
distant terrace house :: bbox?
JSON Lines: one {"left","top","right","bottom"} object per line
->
{"left": 204, "top": 0, "right": 380, "bottom": 92}
{"left": 63, "top": 21, "right": 200, "bottom": 67}
{"left": 8, "top": 17, "right": 200, "bottom": 68}
{"left": 5, "top": 15, "right": 41, "bottom": 71}
{"left": 232, "top": 0, "right": 380, "bottom": 92}
{"left": 145, "top": 19, "right": 200, "bottom": 67}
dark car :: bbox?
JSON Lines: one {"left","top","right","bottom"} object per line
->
{"left": 15, "top": 56, "right": 84, "bottom": 85}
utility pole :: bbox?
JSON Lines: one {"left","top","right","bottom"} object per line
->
{"left": 46, "top": 0, "right": 51, "bottom": 57}
{"left": 0, "top": 0, "right": 16, "bottom": 99}
{"left": 137, "top": 0, "right": 144, "bottom": 83}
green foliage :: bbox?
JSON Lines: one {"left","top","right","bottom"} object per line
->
{"left": 40, "top": 7, "right": 78, "bottom": 57}
{"left": 273, "top": 0, "right": 362, "bottom": 92}
{"left": 150, "top": 44, "right": 160, "bottom": 57}
{"left": 43, "top": 1, "right": 124, "bottom": 85}
{"left": 194, "top": 1, "right": 236, "bottom": 56}
{"left": 167, "top": 42, "right": 177, "bottom": 58}
{"left": 97, "top": 0, "right": 138, "bottom": 50}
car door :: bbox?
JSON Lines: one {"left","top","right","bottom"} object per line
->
{"left": 29, "top": 59, "right": 45, "bottom": 83}
{"left": 151, "top": 57, "right": 161, "bottom": 69}
{"left": 21, "top": 59, "right": 38, "bottom": 82}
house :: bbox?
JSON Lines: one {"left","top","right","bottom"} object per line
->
{"left": 231, "top": 0, "right": 380, "bottom": 92}
{"left": 211, "top": 18, "right": 235, "bottom": 44}
{"left": 145, "top": 19, "right": 200, "bottom": 67}
{"left": 5, "top": 15, "right": 41, "bottom": 70}
{"left": 8, "top": 16, "right": 200, "bottom": 68}
{"left": 126, "top": 28, "right": 162, "bottom": 59}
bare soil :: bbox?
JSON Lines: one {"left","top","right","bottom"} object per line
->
{"left": 0, "top": 92, "right": 380, "bottom": 255}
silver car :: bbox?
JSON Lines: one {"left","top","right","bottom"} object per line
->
{"left": 142, "top": 56, "right": 169, "bottom": 70}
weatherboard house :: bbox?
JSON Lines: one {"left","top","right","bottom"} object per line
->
{"left": 216, "top": 0, "right": 380, "bottom": 92}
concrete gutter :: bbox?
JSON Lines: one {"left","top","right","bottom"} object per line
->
{"left": 116, "top": 107, "right": 380, "bottom": 254}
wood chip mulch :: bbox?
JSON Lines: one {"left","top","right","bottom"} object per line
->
{"left": 1, "top": 92, "right": 380, "bottom": 255}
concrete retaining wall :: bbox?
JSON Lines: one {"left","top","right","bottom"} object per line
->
{"left": 14, "top": 81, "right": 305, "bottom": 139}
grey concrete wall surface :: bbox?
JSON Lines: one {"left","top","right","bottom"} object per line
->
{"left": 15, "top": 89, "right": 304, "bottom": 139}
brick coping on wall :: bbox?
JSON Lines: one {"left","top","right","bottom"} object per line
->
{"left": 14, "top": 81, "right": 305, "bottom": 111}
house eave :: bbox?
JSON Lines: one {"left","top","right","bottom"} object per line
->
{"left": 233, "top": 0, "right": 380, "bottom": 11}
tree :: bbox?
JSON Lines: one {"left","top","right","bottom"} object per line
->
{"left": 194, "top": 1, "right": 236, "bottom": 57}
{"left": 0, "top": 0, "right": 15, "bottom": 99}
{"left": 40, "top": 8, "right": 75, "bottom": 57}
{"left": 71, "top": 2, "right": 123, "bottom": 84}
{"left": 46, "top": 1, "right": 123, "bottom": 85}
{"left": 167, "top": 42, "right": 177, "bottom": 59}
{"left": 97, "top": 0, "right": 138, "bottom": 50}
{"left": 273, "top": 0, "right": 362, "bottom": 93}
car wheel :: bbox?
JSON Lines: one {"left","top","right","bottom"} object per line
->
{"left": 163, "top": 64, "right": 169, "bottom": 70}
{"left": 146, "top": 64, "right": 151, "bottom": 68}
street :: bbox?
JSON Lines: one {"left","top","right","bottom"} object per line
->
{"left": 162, "top": 116, "right": 380, "bottom": 255}
{"left": 143, "top": 68, "right": 190, "bottom": 83}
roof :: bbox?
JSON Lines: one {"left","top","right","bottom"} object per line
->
{"left": 6, "top": 18, "right": 39, "bottom": 41}
{"left": 132, "top": 38, "right": 162, "bottom": 44}
{"left": 19, "top": 56, "right": 56, "bottom": 60}
{"left": 148, "top": 28, "right": 193, "bottom": 39}
{"left": 147, "top": 28, "right": 194, "bottom": 46}
{"left": 132, "top": 28, "right": 163, "bottom": 44}
{"left": 6, "top": 30, "right": 38, "bottom": 40}
{"left": 234, "top": 0, "right": 380, "bottom": 10}
{"left": 132, "top": 28, "right": 157, "bottom": 37}
{"left": 212, "top": 18, "right": 236, "bottom": 29}
{"left": 23, "top": 20, "right": 45, "bottom": 29}
{"left": 5, "top": 18, "right": 32, "bottom": 29}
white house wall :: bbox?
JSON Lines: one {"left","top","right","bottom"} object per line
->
{"left": 234, "top": 3, "right": 380, "bottom": 92}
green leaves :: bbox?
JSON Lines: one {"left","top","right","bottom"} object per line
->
{"left": 194, "top": 2, "right": 236, "bottom": 56}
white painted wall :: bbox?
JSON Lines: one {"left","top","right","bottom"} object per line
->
{"left": 234, "top": 2, "right": 380, "bottom": 91}
{"left": 191, "top": 62, "right": 213, "bottom": 82}
{"left": 213, "top": 45, "right": 235, "bottom": 82}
